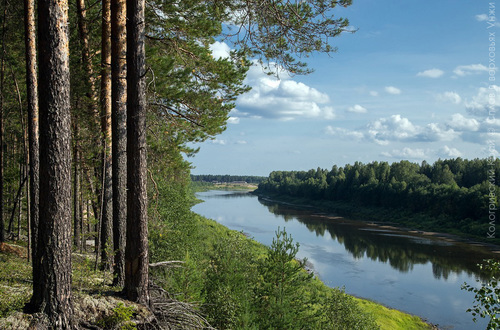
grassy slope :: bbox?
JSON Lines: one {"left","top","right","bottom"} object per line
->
{"left": 356, "top": 298, "right": 433, "bottom": 330}
{"left": 0, "top": 243, "right": 153, "bottom": 329}
{"left": 194, "top": 215, "right": 432, "bottom": 330}
{"left": 0, "top": 216, "right": 431, "bottom": 329}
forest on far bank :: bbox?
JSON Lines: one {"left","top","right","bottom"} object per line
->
{"left": 191, "top": 174, "right": 267, "bottom": 184}
{"left": 256, "top": 158, "right": 500, "bottom": 243}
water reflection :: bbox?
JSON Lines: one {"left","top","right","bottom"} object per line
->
{"left": 257, "top": 196, "right": 499, "bottom": 281}
{"left": 194, "top": 190, "right": 499, "bottom": 329}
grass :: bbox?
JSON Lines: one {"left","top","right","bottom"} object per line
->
{"left": 356, "top": 298, "right": 433, "bottom": 330}
{"left": 0, "top": 243, "right": 31, "bottom": 317}
{"left": 0, "top": 243, "right": 152, "bottom": 329}
{"left": 192, "top": 214, "right": 433, "bottom": 329}
{"left": 0, "top": 219, "right": 432, "bottom": 329}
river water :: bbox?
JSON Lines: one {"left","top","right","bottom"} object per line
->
{"left": 192, "top": 190, "right": 500, "bottom": 330}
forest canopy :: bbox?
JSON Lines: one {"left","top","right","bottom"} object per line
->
{"left": 256, "top": 158, "right": 500, "bottom": 241}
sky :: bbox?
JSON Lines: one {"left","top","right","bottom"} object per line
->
{"left": 188, "top": 0, "right": 499, "bottom": 176}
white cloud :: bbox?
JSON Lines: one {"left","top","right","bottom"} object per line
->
{"left": 326, "top": 115, "right": 464, "bottom": 146}
{"left": 381, "top": 147, "right": 428, "bottom": 159}
{"left": 347, "top": 104, "right": 368, "bottom": 114}
{"left": 421, "top": 123, "right": 459, "bottom": 141}
{"left": 209, "top": 41, "right": 231, "bottom": 59}
{"left": 237, "top": 63, "right": 335, "bottom": 120}
{"left": 484, "top": 117, "right": 500, "bottom": 129}
{"left": 236, "top": 140, "right": 247, "bottom": 144}
{"left": 367, "top": 115, "right": 459, "bottom": 144}
{"left": 210, "top": 139, "right": 226, "bottom": 145}
{"left": 439, "top": 146, "right": 462, "bottom": 158}
{"left": 369, "top": 91, "right": 379, "bottom": 97}
{"left": 437, "top": 91, "right": 462, "bottom": 104}
{"left": 475, "top": 13, "right": 500, "bottom": 27}
{"left": 417, "top": 68, "right": 444, "bottom": 78}
{"left": 453, "top": 64, "right": 488, "bottom": 77}
{"left": 227, "top": 117, "right": 240, "bottom": 124}
{"left": 475, "top": 14, "right": 488, "bottom": 21}
{"left": 367, "top": 115, "right": 418, "bottom": 144}
{"left": 385, "top": 86, "right": 401, "bottom": 95}
{"left": 325, "top": 126, "right": 364, "bottom": 140}
{"left": 447, "top": 113, "right": 480, "bottom": 131}
{"left": 465, "top": 85, "right": 500, "bottom": 116}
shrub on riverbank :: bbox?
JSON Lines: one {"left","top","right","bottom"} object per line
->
{"left": 0, "top": 208, "right": 431, "bottom": 329}
{"left": 149, "top": 202, "right": 431, "bottom": 329}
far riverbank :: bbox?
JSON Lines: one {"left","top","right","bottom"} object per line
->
{"left": 252, "top": 190, "right": 500, "bottom": 253}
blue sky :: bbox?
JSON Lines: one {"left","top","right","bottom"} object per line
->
{"left": 188, "top": 0, "right": 498, "bottom": 176}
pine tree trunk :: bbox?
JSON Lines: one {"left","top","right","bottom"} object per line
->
{"left": 125, "top": 0, "right": 149, "bottom": 304}
{"left": 76, "top": 0, "right": 102, "bottom": 257}
{"left": 111, "top": 0, "right": 127, "bottom": 286}
{"left": 76, "top": 0, "right": 99, "bottom": 111}
{"left": 100, "top": 0, "right": 113, "bottom": 271}
{"left": 24, "top": 0, "right": 38, "bottom": 268}
{"left": 0, "top": 0, "right": 7, "bottom": 243}
{"left": 35, "top": 0, "right": 73, "bottom": 326}
{"left": 79, "top": 164, "right": 85, "bottom": 252}
{"left": 73, "top": 121, "right": 80, "bottom": 249}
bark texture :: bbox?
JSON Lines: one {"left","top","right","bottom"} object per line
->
{"left": 0, "top": 0, "right": 6, "bottom": 243}
{"left": 73, "top": 121, "right": 80, "bottom": 249}
{"left": 36, "top": 0, "right": 73, "bottom": 326}
{"left": 125, "top": 0, "right": 149, "bottom": 304}
{"left": 101, "top": 0, "right": 113, "bottom": 271}
{"left": 111, "top": 0, "right": 127, "bottom": 286}
{"left": 24, "top": 0, "right": 39, "bottom": 281}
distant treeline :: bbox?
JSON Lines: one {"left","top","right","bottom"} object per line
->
{"left": 191, "top": 174, "right": 267, "bottom": 184}
{"left": 256, "top": 158, "right": 500, "bottom": 240}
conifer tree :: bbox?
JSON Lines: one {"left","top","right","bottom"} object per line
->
{"left": 111, "top": 0, "right": 127, "bottom": 286}
{"left": 35, "top": 0, "right": 73, "bottom": 326}
{"left": 125, "top": 0, "right": 149, "bottom": 304}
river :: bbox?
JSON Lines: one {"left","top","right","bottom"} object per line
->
{"left": 192, "top": 190, "right": 500, "bottom": 330}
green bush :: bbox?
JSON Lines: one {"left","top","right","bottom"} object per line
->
{"left": 202, "top": 233, "right": 259, "bottom": 329}
{"left": 97, "top": 303, "right": 136, "bottom": 330}
{"left": 322, "top": 287, "right": 379, "bottom": 329}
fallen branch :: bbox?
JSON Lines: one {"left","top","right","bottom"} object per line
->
{"left": 149, "top": 261, "right": 185, "bottom": 268}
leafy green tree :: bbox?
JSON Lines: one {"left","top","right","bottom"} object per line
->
{"left": 432, "top": 163, "right": 457, "bottom": 186}
{"left": 462, "top": 259, "right": 500, "bottom": 330}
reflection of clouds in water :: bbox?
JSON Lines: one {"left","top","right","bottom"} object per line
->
{"left": 225, "top": 222, "right": 271, "bottom": 235}
{"left": 422, "top": 293, "right": 442, "bottom": 306}
{"left": 302, "top": 244, "right": 362, "bottom": 272}
{"left": 443, "top": 272, "right": 459, "bottom": 284}
{"left": 196, "top": 190, "right": 492, "bottom": 330}
{"left": 379, "top": 276, "right": 399, "bottom": 287}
